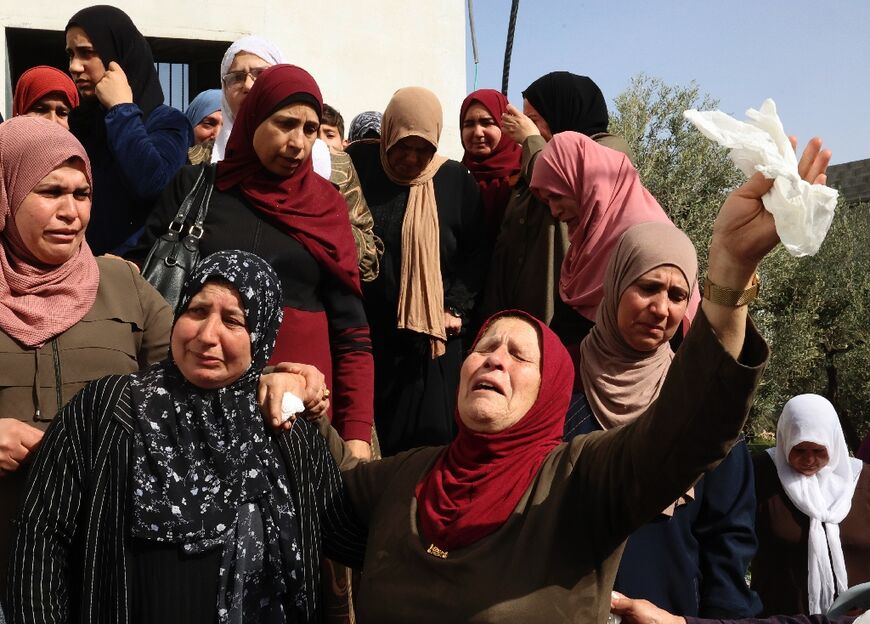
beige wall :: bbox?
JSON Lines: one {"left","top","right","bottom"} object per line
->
{"left": 0, "top": 1, "right": 467, "bottom": 158}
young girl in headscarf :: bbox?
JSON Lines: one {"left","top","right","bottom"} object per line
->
{"left": 752, "top": 394, "right": 869, "bottom": 615}
{"left": 65, "top": 5, "right": 193, "bottom": 255}
{"left": 346, "top": 86, "right": 486, "bottom": 456}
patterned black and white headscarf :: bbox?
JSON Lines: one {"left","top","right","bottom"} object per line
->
{"left": 347, "top": 110, "right": 383, "bottom": 142}
{"left": 130, "top": 250, "right": 304, "bottom": 622}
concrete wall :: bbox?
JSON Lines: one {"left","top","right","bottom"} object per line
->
{"left": 0, "top": 1, "right": 467, "bottom": 158}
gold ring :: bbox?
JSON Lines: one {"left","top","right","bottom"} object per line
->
{"left": 322, "top": 387, "right": 330, "bottom": 399}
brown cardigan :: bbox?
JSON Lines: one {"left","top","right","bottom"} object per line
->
{"left": 323, "top": 310, "right": 768, "bottom": 623}
{"left": 0, "top": 256, "right": 172, "bottom": 591}
{"left": 751, "top": 452, "right": 870, "bottom": 615}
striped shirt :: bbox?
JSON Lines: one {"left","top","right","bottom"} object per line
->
{"left": 5, "top": 375, "right": 366, "bottom": 623}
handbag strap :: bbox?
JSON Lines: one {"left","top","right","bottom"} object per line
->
{"left": 168, "top": 164, "right": 210, "bottom": 234}
{"left": 187, "top": 164, "right": 216, "bottom": 241}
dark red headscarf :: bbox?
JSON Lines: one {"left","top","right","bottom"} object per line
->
{"left": 215, "top": 64, "right": 361, "bottom": 297}
{"left": 415, "top": 310, "right": 573, "bottom": 552}
{"left": 460, "top": 89, "right": 521, "bottom": 239}
{"left": 13, "top": 66, "right": 80, "bottom": 116}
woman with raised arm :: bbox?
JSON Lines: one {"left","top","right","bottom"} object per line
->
{"left": 286, "top": 135, "right": 832, "bottom": 623}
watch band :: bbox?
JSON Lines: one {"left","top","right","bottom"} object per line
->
{"left": 703, "top": 273, "right": 760, "bottom": 307}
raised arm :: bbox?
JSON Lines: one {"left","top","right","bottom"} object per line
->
{"left": 97, "top": 61, "right": 192, "bottom": 208}
{"left": 702, "top": 137, "right": 829, "bottom": 356}
{"left": 571, "top": 136, "right": 831, "bottom": 553}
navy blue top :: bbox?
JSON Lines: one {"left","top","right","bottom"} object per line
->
{"left": 565, "top": 392, "right": 762, "bottom": 617}
{"left": 78, "top": 102, "right": 192, "bottom": 255}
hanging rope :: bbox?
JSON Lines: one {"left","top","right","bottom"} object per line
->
{"left": 467, "top": 0, "right": 480, "bottom": 90}
{"left": 501, "top": 0, "right": 520, "bottom": 96}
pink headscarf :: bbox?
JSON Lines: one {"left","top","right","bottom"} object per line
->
{"left": 0, "top": 116, "right": 99, "bottom": 347}
{"left": 529, "top": 131, "right": 699, "bottom": 326}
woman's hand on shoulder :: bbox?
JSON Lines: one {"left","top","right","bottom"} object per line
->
{"left": 95, "top": 61, "right": 134, "bottom": 109}
{"left": 259, "top": 362, "right": 330, "bottom": 431}
{"left": 501, "top": 103, "right": 541, "bottom": 145}
{"left": 708, "top": 136, "right": 831, "bottom": 286}
{"left": 0, "top": 418, "right": 44, "bottom": 475}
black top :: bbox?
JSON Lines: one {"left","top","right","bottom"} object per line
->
{"left": 348, "top": 141, "right": 487, "bottom": 343}
{"left": 6, "top": 374, "right": 366, "bottom": 623}
{"left": 132, "top": 165, "right": 375, "bottom": 442}
{"left": 135, "top": 165, "right": 361, "bottom": 315}
{"left": 129, "top": 539, "right": 221, "bottom": 624}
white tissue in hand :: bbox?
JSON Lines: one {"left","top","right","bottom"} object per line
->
{"left": 280, "top": 391, "right": 305, "bottom": 422}
{"left": 683, "top": 99, "right": 838, "bottom": 256}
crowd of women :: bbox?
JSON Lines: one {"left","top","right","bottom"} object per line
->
{"left": 0, "top": 5, "right": 867, "bottom": 624}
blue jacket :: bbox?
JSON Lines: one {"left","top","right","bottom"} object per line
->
{"left": 80, "top": 103, "right": 192, "bottom": 255}
{"left": 565, "top": 392, "right": 762, "bottom": 617}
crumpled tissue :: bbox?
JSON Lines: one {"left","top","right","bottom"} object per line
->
{"left": 683, "top": 99, "right": 838, "bottom": 256}
{"left": 281, "top": 391, "right": 305, "bottom": 423}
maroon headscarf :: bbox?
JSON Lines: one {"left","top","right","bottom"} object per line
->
{"left": 415, "top": 309, "right": 573, "bottom": 552}
{"left": 215, "top": 64, "right": 361, "bottom": 296}
{"left": 460, "top": 89, "right": 521, "bottom": 238}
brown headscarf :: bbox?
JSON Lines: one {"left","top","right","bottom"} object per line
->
{"left": 578, "top": 222, "right": 698, "bottom": 515}
{"left": 0, "top": 116, "right": 99, "bottom": 347}
{"left": 380, "top": 87, "right": 449, "bottom": 357}
{"left": 579, "top": 222, "right": 698, "bottom": 428}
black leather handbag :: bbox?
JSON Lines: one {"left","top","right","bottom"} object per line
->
{"left": 141, "top": 164, "right": 215, "bottom": 309}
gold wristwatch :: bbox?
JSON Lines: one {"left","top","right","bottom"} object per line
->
{"left": 702, "top": 273, "right": 760, "bottom": 307}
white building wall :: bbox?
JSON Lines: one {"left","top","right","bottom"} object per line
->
{"left": 0, "top": 1, "right": 467, "bottom": 158}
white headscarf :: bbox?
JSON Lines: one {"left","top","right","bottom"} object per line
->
{"left": 767, "top": 393, "right": 864, "bottom": 614}
{"left": 211, "top": 35, "right": 333, "bottom": 179}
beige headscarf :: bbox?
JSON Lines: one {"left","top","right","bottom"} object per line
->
{"left": 578, "top": 222, "right": 698, "bottom": 514}
{"left": 579, "top": 221, "right": 698, "bottom": 427}
{"left": 380, "top": 87, "right": 449, "bottom": 357}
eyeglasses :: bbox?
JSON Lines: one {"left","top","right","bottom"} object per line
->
{"left": 222, "top": 67, "right": 269, "bottom": 89}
